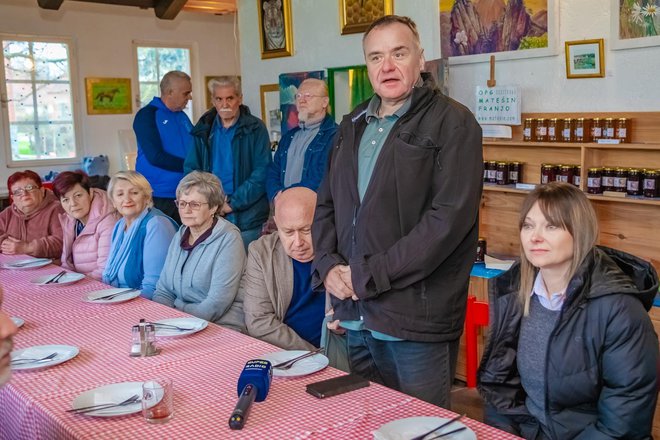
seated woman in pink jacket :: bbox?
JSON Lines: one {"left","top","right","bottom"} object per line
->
{"left": 52, "top": 171, "right": 119, "bottom": 281}
{"left": 0, "top": 170, "right": 64, "bottom": 259}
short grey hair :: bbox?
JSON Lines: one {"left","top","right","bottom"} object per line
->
{"left": 160, "top": 71, "right": 191, "bottom": 96}
{"left": 207, "top": 75, "right": 242, "bottom": 96}
{"left": 176, "top": 171, "right": 225, "bottom": 214}
{"left": 107, "top": 170, "right": 153, "bottom": 208}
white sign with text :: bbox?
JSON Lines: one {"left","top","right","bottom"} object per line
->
{"left": 475, "top": 86, "right": 521, "bottom": 125}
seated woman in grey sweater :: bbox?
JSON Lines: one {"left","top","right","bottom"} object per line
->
{"left": 153, "top": 171, "right": 246, "bottom": 333}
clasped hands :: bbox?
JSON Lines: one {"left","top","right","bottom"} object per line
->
{"left": 0, "top": 237, "right": 31, "bottom": 255}
{"left": 325, "top": 264, "right": 358, "bottom": 301}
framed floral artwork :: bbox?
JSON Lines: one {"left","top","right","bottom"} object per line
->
{"left": 257, "top": 0, "right": 294, "bottom": 59}
{"left": 565, "top": 39, "right": 605, "bottom": 79}
{"left": 339, "top": 0, "right": 393, "bottom": 35}
{"left": 611, "top": 0, "right": 660, "bottom": 50}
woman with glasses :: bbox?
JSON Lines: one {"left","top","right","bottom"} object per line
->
{"left": 478, "top": 182, "right": 658, "bottom": 439}
{"left": 153, "top": 171, "right": 246, "bottom": 332}
{"left": 52, "top": 171, "right": 119, "bottom": 281}
{"left": 103, "top": 171, "right": 177, "bottom": 299}
{"left": 0, "top": 170, "right": 64, "bottom": 259}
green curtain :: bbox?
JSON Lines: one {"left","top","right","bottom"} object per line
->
{"left": 349, "top": 67, "right": 373, "bottom": 111}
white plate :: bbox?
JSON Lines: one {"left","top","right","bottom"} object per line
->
{"left": 10, "top": 317, "right": 24, "bottom": 328}
{"left": 259, "top": 350, "right": 329, "bottom": 377}
{"left": 10, "top": 344, "right": 79, "bottom": 371}
{"left": 30, "top": 272, "right": 85, "bottom": 286}
{"left": 83, "top": 288, "right": 140, "bottom": 304}
{"left": 153, "top": 317, "right": 208, "bottom": 338}
{"left": 1, "top": 258, "right": 52, "bottom": 269}
{"left": 373, "top": 417, "right": 477, "bottom": 440}
{"left": 71, "top": 381, "right": 146, "bottom": 417}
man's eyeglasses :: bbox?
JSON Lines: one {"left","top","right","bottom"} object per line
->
{"left": 295, "top": 92, "right": 324, "bottom": 100}
{"left": 11, "top": 184, "right": 39, "bottom": 197}
{"left": 174, "top": 200, "right": 209, "bottom": 210}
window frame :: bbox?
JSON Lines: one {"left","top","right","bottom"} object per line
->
{"left": 131, "top": 40, "right": 197, "bottom": 120}
{"left": 0, "top": 33, "right": 83, "bottom": 168}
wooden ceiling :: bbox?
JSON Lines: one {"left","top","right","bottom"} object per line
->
{"left": 37, "top": 0, "right": 237, "bottom": 19}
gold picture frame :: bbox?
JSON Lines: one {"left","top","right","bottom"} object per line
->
{"left": 260, "top": 83, "right": 282, "bottom": 143}
{"left": 85, "top": 78, "right": 132, "bottom": 115}
{"left": 565, "top": 39, "right": 605, "bottom": 79}
{"left": 339, "top": 0, "right": 393, "bottom": 35}
{"left": 257, "top": 0, "right": 294, "bottom": 59}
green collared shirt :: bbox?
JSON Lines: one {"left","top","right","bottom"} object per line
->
{"left": 357, "top": 95, "right": 412, "bottom": 201}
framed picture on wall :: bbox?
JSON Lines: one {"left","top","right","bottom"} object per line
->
{"left": 257, "top": 0, "right": 294, "bottom": 59}
{"left": 611, "top": 0, "right": 660, "bottom": 50}
{"left": 85, "top": 78, "right": 132, "bottom": 115}
{"left": 339, "top": 0, "right": 393, "bottom": 35}
{"left": 260, "top": 83, "right": 282, "bottom": 144}
{"left": 565, "top": 39, "right": 605, "bottom": 79}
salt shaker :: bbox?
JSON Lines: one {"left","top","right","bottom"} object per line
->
{"left": 130, "top": 324, "right": 142, "bottom": 357}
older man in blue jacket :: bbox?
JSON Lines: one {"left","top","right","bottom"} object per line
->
{"left": 266, "top": 78, "right": 337, "bottom": 202}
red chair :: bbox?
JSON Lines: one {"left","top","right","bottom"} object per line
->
{"left": 464, "top": 295, "right": 489, "bottom": 388}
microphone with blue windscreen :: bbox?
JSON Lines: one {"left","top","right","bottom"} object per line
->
{"left": 228, "top": 359, "right": 272, "bottom": 430}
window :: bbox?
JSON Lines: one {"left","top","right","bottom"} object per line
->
{"left": 0, "top": 36, "right": 79, "bottom": 165}
{"left": 134, "top": 43, "right": 192, "bottom": 119}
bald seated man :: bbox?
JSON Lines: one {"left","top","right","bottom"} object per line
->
{"left": 0, "top": 286, "right": 19, "bottom": 386}
{"left": 266, "top": 78, "right": 338, "bottom": 202}
{"left": 241, "top": 187, "right": 326, "bottom": 350}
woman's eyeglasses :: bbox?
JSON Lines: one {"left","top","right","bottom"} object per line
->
{"left": 12, "top": 184, "right": 39, "bottom": 197}
{"left": 174, "top": 200, "right": 209, "bottom": 210}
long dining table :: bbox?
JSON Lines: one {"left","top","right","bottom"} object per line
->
{"left": 0, "top": 255, "right": 520, "bottom": 439}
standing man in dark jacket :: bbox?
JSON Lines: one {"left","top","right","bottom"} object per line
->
{"left": 312, "top": 15, "right": 483, "bottom": 408}
{"left": 266, "top": 78, "right": 337, "bottom": 202}
{"left": 185, "top": 76, "right": 272, "bottom": 250}
{"left": 133, "top": 70, "right": 193, "bottom": 224}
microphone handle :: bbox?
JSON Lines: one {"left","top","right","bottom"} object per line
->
{"left": 229, "top": 383, "right": 258, "bottom": 430}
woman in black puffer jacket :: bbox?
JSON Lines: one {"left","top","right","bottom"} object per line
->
{"left": 478, "top": 182, "right": 658, "bottom": 440}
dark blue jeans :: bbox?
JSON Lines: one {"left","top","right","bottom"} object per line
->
{"left": 346, "top": 329, "right": 459, "bottom": 408}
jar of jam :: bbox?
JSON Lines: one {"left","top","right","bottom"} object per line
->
{"left": 523, "top": 118, "right": 534, "bottom": 141}
{"left": 535, "top": 118, "right": 548, "bottom": 142}
{"left": 643, "top": 170, "right": 658, "bottom": 198}
{"left": 487, "top": 160, "right": 498, "bottom": 183}
{"left": 616, "top": 118, "right": 630, "bottom": 143}
{"left": 509, "top": 161, "right": 522, "bottom": 184}
{"left": 613, "top": 168, "right": 628, "bottom": 192}
{"left": 591, "top": 118, "right": 602, "bottom": 142}
{"left": 483, "top": 160, "right": 488, "bottom": 182}
{"left": 573, "top": 166, "right": 581, "bottom": 187}
{"left": 603, "top": 118, "right": 615, "bottom": 139}
{"left": 476, "top": 237, "right": 487, "bottom": 263}
{"left": 541, "top": 164, "right": 556, "bottom": 184}
{"left": 547, "top": 118, "right": 558, "bottom": 142}
{"left": 574, "top": 118, "right": 586, "bottom": 142}
{"left": 587, "top": 167, "right": 602, "bottom": 194}
{"left": 558, "top": 165, "right": 574, "bottom": 184}
{"left": 561, "top": 118, "right": 573, "bottom": 142}
{"left": 627, "top": 168, "right": 642, "bottom": 196}
{"left": 496, "top": 162, "right": 510, "bottom": 185}
{"left": 601, "top": 167, "right": 615, "bottom": 192}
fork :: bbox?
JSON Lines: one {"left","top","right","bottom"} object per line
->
{"left": 410, "top": 414, "right": 465, "bottom": 440}
{"left": 11, "top": 352, "right": 58, "bottom": 365}
{"left": 272, "top": 347, "right": 325, "bottom": 370}
{"left": 9, "top": 258, "right": 50, "bottom": 268}
{"left": 91, "top": 289, "right": 136, "bottom": 301}
{"left": 44, "top": 270, "right": 66, "bottom": 284}
{"left": 151, "top": 322, "right": 195, "bottom": 332}
{"left": 67, "top": 394, "right": 141, "bottom": 414}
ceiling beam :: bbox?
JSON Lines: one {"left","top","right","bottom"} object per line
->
{"left": 154, "top": 0, "right": 187, "bottom": 19}
{"left": 37, "top": 0, "right": 65, "bottom": 9}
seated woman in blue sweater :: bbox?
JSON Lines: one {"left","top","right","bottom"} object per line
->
{"left": 152, "top": 171, "right": 246, "bottom": 332}
{"left": 103, "top": 171, "right": 177, "bottom": 299}
{"left": 478, "top": 182, "right": 658, "bottom": 439}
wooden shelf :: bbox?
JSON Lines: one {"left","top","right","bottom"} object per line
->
{"left": 480, "top": 111, "right": 660, "bottom": 276}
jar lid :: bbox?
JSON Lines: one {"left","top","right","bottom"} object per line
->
{"left": 628, "top": 168, "right": 640, "bottom": 174}
{"left": 588, "top": 167, "right": 601, "bottom": 172}
{"left": 618, "top": 118, "right": 628, "bottom": 121}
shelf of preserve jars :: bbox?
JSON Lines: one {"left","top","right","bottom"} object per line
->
{"left": 482, "top": 160, "right": 660, "bottom": 206}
